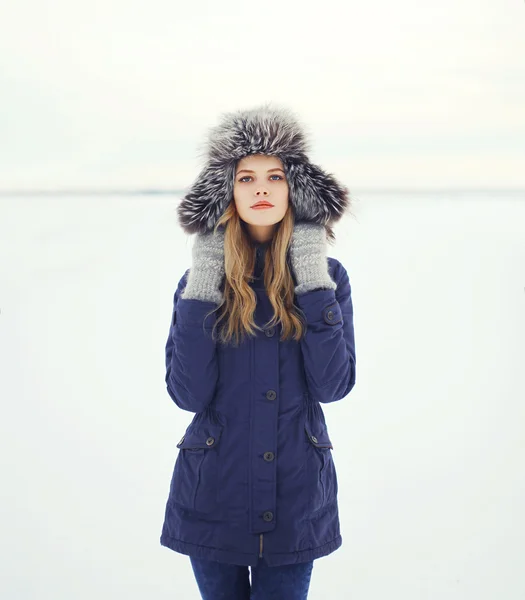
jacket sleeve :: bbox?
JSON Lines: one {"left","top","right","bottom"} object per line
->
{"left": 294, "top": 260, "right": 356, "bottom": 403}
{"left": 164, "top": 269, "right": 220, "bottom": 413}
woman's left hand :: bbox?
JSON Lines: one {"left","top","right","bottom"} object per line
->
{"left": 289, "top": 222, "right": 337, "bottom": 295}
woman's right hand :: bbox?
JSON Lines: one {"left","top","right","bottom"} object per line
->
{"left": 181, "top": 227, "right": 226, "bottom": 304}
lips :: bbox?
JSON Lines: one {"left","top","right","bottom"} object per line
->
{"left": 251, "top": 201, "right": 274, "bottom": 208}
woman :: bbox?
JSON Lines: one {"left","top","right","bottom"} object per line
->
{"left": 160, "top": 104, "right": 357, "bottom": 599}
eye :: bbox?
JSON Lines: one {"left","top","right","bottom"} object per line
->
{"left": 237, "top": 174, "right": 284, "bottom": 183}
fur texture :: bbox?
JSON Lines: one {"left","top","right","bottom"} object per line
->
{"left": 177, "top": 103, "right": 351, "bottom": 235}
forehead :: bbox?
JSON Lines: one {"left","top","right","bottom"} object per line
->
{"left": 236, "top": 153, "right": 284, "bottom": 172}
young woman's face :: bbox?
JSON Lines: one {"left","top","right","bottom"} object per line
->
{"left": 233, "top": 154, "right": 289, "bottom": 242}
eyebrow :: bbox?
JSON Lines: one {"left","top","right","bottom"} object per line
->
{"left": 236, "top": 168, "right": 285, "bottom": 175}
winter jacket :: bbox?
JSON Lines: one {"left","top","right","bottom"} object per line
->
{"left": 159, "top": 242, "right": 356, "bottom": 566}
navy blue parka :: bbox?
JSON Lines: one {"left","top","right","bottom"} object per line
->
{"left": 160, "top": 242, "right": 356, "bottom": 566}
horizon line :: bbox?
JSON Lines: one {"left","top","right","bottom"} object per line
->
{"left": 1, "top": 187, "right": 524, "bottom": 196}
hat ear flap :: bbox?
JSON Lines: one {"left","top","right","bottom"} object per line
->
{"left": 177, "top": 163, "right": 235, "bottom": 234}
{"left": 286, "top": 160, "right": 350, "bottom": 224}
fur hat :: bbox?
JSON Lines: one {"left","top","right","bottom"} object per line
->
{"left": 177, "top": 102, "right": 351, "bottom": 236}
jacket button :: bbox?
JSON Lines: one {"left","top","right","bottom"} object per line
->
{"left": 323, "top": 305, "right": 341, "bottom": 324}
{"left": 264, "top": 327, "right": 275, "bottom": 337}
{"left": 263, "top": 451, "right": 274, "bottom": 461}
{"left": 311, "top": 435, "right": 318, "bottom": 444}
{"left": 177, "top": 435, "right": 185, "bottom": 446}
{"left": 205, "top": 437, "right": 215, "bottom": 446}
{"left": 263, "top": 511, "right": 274, "bottom": 522}
{"left": 266, "top": 390, "right": 277, "bottom": 400}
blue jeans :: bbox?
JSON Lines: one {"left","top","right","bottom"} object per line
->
{"left": 189, "top": 556, "right": 314, "bottom": 600}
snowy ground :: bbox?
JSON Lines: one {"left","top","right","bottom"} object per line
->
{"left": 1, "top": 191, "right": 524, "bottom": 599}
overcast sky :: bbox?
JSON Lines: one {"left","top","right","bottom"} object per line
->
{"left": 1, "top": 0, "right": 524, "bottom": 191}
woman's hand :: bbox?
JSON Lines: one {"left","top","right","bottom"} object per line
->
{"left": 181, "top": 227, "right": 226, "bottom": 304}
{"left": 289, "top": 222, "right": 337, "bottom": 295}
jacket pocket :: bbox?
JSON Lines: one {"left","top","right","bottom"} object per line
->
{"left": 170, "top": 422, "right": 224, "bottom": 514}
{"left": 304, "top": 421, "right": 337, "bottom": 515}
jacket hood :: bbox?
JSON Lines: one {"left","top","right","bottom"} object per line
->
{"left": 177, "top": 103, "right": 351, "bottom": 236}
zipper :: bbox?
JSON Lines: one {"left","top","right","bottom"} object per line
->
{"left": 259, "top": 533, "right": 264, "bottom": 558}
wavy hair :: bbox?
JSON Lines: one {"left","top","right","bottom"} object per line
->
{"left": 202, "top": 201, "right": 337, "bottom": 347}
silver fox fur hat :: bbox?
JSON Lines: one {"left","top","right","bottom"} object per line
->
{"left": 177, "top": 103, "right": 351, "bottom": 238}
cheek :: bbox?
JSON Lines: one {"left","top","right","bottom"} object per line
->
{"left": 232, "top": 186, "right": 244, "bottom": 205}
{"left": 233, "top": 189, "right": 250, "bottom": 215}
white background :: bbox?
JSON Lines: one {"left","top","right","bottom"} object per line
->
{"left": 1, "top": 0, "right": 524, "bottom": 596}
{"left": 1, "top": 191, "right": 524, "bottom": 598}
{"left": 0, "top": 0, "right": 524, "bottom": 191}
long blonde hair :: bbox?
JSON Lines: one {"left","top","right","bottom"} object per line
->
{"left": 203, "top": 201, "right": 336, "bottom": 347}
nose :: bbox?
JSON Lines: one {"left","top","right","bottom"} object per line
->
{"left": 255, "top": 189, "right": 269, "bottom": 196}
